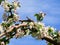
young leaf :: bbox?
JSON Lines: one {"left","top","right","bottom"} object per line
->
{"left": 34, "top": 13, "right": 43, "bottom": 22}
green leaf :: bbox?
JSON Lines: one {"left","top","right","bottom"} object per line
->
{"left": 2, "top": 22, "right": 7, "bottom": 27}
{"left": 48, "top": 42, "right": 53, "bottom": 45}
{"left": 6, "top": 40, "right": 9, "bottom": 44}
{"left": 48, "top": 28, "right": 53, "bottom": 33}
{"left": 34, "top": 14, "right": 39, "bottom": 16}
{"left": 2, "top": 37, "right": 6, "bottom": 42}
{"left": 7, "top": 22, "right": 13, "bottom": 27}
{"left": 34, "top": 13, "right": 43, "bottom": 21}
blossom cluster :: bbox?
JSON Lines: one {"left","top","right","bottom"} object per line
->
{"left": 0, "top": 0, "right": 20, "bottom": 45}
{"left": 1, "top": 0, "right": 20, "bottom": 12}
{"left": 1, "top": 0, "right": 20, "bottom": 22}
{"left": 0, "top": 0, "right": 59, "bottom": 45}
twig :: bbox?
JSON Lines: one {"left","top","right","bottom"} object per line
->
{"left": 0, "top": 24, "right": 27, "bottom": 38}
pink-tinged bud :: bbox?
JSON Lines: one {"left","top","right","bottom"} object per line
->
{"left": 1, "top": 41, "right": 5, "bottom": 45}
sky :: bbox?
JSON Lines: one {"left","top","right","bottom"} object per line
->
{"left": 0, "top": 0, "right": 60, "bottom": 45}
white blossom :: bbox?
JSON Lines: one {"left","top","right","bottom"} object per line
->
{"left": 8, "top": 18, "right": 13, "bottom": 23}
{"left": 22, "top": 22, "right": 27, "bottom": 24}
{"left": 2, "top": 1, "right": 9, "bottom": 11}
{"left": 17, "top": 28, "right": 21, "bottom": 33}
{"left": 42, "top": 26, "right": 49, "bottom": 36}
{"left": 35, "top": 22, "right": 45, "bottom": 27}
{"left": 13, "top": 13, "right": 19, "bottom": 22}
{"left": 39, "top": 11, "right": 46, "bottom": 18}
{"left": 38, "top": 26, "right": 50, "bottom": 38}
{"left": 13, "top": 1, "right": 20, "bottom": 9}
{"left": 16, "top": 29, "right": 24, "bottom": 38}
{"left": 29, "top": 25, "right": 33, "bottom": 29}
{"left": 0, "top": 24, "right": 4, "bottom": 34}
{"left": 50, "top": 27, "right": 55, "bottom": 31}
{"left": 1, "top": 41, "right": 5, "bottom": 45}
{"left": 29, "top": 22, "right": 34, "bottom": 29}
{"left": 25, "top": 29, "right": 30, "bottom": 36}
{"left": 4, "top": 5, "right": 9, "bottom": 11}
{"left": 38, "top": 22, "right": 45, "bottom": 26}
{"left": 29, "top": 22, "right": 34, "bottom": 26}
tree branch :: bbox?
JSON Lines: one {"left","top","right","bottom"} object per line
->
{"left": 42, "top": 36, "right": 57, "bottom": 45}
{"left": 0, "top": 24, "right": 27, "bottom": 38}
{"left": 0, "top": 23, "right": 60, "bottom": 45}
{"left": 19, "top": 17, "right": 34, "bottom": 22}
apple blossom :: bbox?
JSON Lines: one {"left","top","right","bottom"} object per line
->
{"left": 1, "top": 41, "right": 5, "bottom": 45}
{"left": 13, "top": 13, "right": 19, "bottom": 22}
{"left": 39, "top": 11, "right": 46, "bottom": 18}
{"left": 13, "top": 1, "right": 20, "bottom": 10}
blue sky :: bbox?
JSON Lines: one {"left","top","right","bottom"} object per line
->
{"left": 0, "top": 0, "right": 60, "bottom": 45}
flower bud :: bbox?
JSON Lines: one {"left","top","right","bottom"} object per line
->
{"left": 1, "top": 41, "right": 5, "bottom": 45}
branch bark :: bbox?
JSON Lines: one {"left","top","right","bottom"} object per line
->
{"left": 0, "top": 23, "right": 60, "bottom": 45}
{"left": 42, "top": 36, "right": 60, "bottom": 45}
{"left": 0, "top": 23, "right": 27, "bottom": 38}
